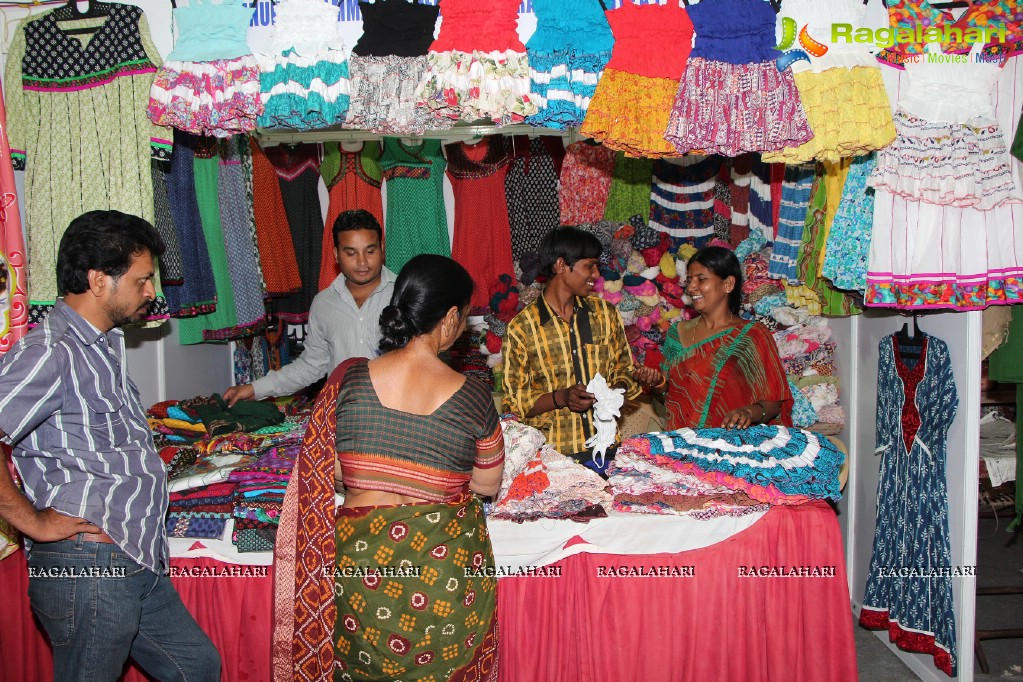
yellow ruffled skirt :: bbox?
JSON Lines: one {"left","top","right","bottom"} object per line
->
{"left": 580, "top": 68, "right": 681, "bottom": 158}
{"left": 762, "top": 66, "right": 896, "bottom": 164}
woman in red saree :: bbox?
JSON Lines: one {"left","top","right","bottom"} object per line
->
{"left": 651, "top": 246, "right": 793, "bottom": 430}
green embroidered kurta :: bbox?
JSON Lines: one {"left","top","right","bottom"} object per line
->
{"left": 4, "top": 5, "right": 171, "bottom": 322}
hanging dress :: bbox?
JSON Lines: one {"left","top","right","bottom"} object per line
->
{"left": 822, "top": 154, "right": 876, "bottom": 294}
{"left": 665, "top": 0, "right": 813, "bottom": 156}
{"left": 525, "top": 0, "right": 613, "bottom": 129}
{"left": 250, "top": 139, "right": 303, "bottom": 297}
{"left": 603, "top": 153, "right": 653, "bottom": 225}
{"left": 265, "top": 144, "right": 323, "bottom": 323}
{"left": 760, "top": 0, "right": 895, "bottom": 163}
{"left": 379, "top": 137, "right": 449, "bottom": 274}
{"left": 319, "top": 141, "right": 384, "bottom": 291}
{"left": 148, "top": 0, "right": 262, "bottom": 138}
{"left": 415, "top": 0, "right": 536, "bottom": 125}
{"left": 0, "top": 78, "right": 26, "bottom": 355}
{"left": 504, "top": 135, "right": 564, "bottom": 263}
{"left": 345, "top": 0, "right": 440, "bottom": 135}
{"left": 256, "top": 0, "right": 350, "bottom": 130}
{"left": 559, "top": 141, "right": 615, "bottom": 226}
{"left": 649, "top": 155, "right": 723, "bottom": 249}
{"left": 868, "top": 44, "right": 1017, "bottom": 210}
{"left": 580, "top": 1, "right": 693, "bottom": 158}
{"left": 4, "top": 3, "right": 170, "bottom": 324}
{"left": 860, "top": 333, "right": 958, "bottom": 678}
{"left": 446, "top": 136, "right": 516, "bottom": 310}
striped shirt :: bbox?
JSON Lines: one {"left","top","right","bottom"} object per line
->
{"left": 502, "top": 293, "right": 641, "bottom": 456}
{"left": 0, "top": 301, "right": 168, "bottom": 571}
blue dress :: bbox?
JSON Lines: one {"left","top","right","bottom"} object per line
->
{"left": 525, "top": 0, "right": 613, "bottom": 129}
{"left": 860, "top": 333, "right": 958, "bottom": 677}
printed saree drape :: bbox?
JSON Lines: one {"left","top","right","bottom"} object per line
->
{"left": 272, "top": 358, "right": 498, "bottom": 681}
{"left": 662, "top": 319, "right": 793, "bottom": 429}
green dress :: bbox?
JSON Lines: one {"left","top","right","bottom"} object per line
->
{"left": 4, "top": 6, "right": 171, "bottom": 322}
{"left": 379, "top": 137, "right": 449, "bottom": 274}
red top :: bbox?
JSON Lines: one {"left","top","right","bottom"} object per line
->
{"left": 429, "top": 0, "right": 525, "bottom": 53}
{"left": 604, "top": 1, "right": 694, "bottom": 79}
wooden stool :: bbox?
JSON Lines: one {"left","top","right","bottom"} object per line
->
{"left": 974, "top": 585, "right": 1023, "bottom": 674}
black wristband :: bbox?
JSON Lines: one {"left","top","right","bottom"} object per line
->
{"left": 552, "top": 390, "right": 562, "bottom": 409}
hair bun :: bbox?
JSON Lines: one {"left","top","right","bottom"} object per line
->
{"left": 378, "top": 304, "right": 415, "bottom": 351}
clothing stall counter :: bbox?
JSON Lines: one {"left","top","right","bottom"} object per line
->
{"left": 1, "top": 502, "right": 857, "bottom": 681}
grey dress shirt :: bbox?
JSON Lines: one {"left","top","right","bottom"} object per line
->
{"left": 0, "top": 301, "right": 168, "bottom": 572}
{"left": 252, "top": 268, "right": 396, "bottom": 399}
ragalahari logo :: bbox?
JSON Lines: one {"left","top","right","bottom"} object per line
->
{"left": 775, "top": 16, "right": 828, "bottom": 71}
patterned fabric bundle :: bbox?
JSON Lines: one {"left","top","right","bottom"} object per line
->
{"left": 416, "top": 0, "right": 536, "bottom": 125}
{"left": 580, "top": 1, "right": 693, "bottom": 157}
{"left": 148, "top": 0, "right": 263, "bottom": 137}
{"left": 608, "top": 448, "right": 770, "bottom": 519}
{"left": 648, "top": 156, "right": 722, "bottom": 249}
{"left": 525, "top": 0, "right": 613, "bottom": 129}
{"left": 559, "top": 141, "right": 615, "bottom": 225}
{"left": 665, "top": 0, "right": 812, "bottom": 156}
{"left": 619, "top": 425, "right": 844, "bottom": 505}
{"left": 256, "top": 0, "right": 350, "bottom": 130}
{"left": 491, "top": 443, "right": 611, "bottom": 522}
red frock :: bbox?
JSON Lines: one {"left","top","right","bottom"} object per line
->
{"left": 318, "top": 141, "right": 384, "bottom": 291}
{"left": 445, "top": 135, "right": 517, "bottom": 310}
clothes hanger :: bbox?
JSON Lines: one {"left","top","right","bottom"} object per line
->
{"left": 895, "top": 313, "right": 925, "bottom": 360}
{"left": 53, "top": 0, "right": 111, "bottom": 34}
{"left": 930, "top": 1, "right": 971, "bottom": 9}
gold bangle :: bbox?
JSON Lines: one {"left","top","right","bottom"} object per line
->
{"left": 753, "top": 402, "right": 767, "bottom": 422}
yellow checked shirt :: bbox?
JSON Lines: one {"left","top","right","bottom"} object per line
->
{"left": 501, "top": 293, "right": 641, "bottom": 456}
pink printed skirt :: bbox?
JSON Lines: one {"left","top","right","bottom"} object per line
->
{"left": 664, "top": 58, "right": 814, "bottom": 157}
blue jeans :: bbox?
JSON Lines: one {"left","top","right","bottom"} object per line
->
{"left": 27, "top": 535, "right": 221, "bottom": 682}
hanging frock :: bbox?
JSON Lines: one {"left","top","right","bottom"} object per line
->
{"left": 415, "top": 0, "right": 536, "bottom": 125}
{"left": 148, "top": 0, "right": 262, "bottom": 137}
{"left": 649, "top": 155, "right": 722, "bottom": 249}
{"left": 559, "top": 141, "right": 615, "bottom": 226}
{"left": 580, "top": 1, "right": 693, "bottom": 158}
{"left": 379, "top": 137, "right": 449, "bottom": 274}
{"left": 319, "top": 141, "right": 383, "bottom": 291}
{"left": 345, "top": 0, "right": 441, "bottom": 135}
{"left": 4, "top": 3, "right": 170, "bottom": 323}
{"left": 866, "top": 46, "right": 1023, "bottom": 309}
{"left": 256, "top": 0, "right": 350, "bottom": 130}
{"left": 603, "top": 153, "right": 653, "bottom": 225}
{"left": 525, "top": 0, "right": 613, "bottom": 129}
{"left": 822, "top": 154, "right": 876, "bottom": 294}
{"left": 760, "top": 0, "right": 895, "bottom": 163}
{"left": 504, "top": 135, "right": 563, "bottom": 263}
{"left": 665, "top": 0, "right": 813, "bottom": 156}
{"left": 264, "top": 144, "right": 323, "bottom": 323}
{"left": 250, "top": 139, "right": 303, "bottom": 296}
{"left": 0, "top": 78, "right": 26, "bottom": 355}
{"left": 860, "top": 333, "right": 958, "bottom": 678}
{"left": 446, "top": 136, "right": 516, "bottom": 310}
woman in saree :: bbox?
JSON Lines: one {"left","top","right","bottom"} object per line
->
{"left": 650, "top": 246, "right": 793, "bottom": 430}
{"left": 274, "top": 254, "right": 504, "bottom": 682}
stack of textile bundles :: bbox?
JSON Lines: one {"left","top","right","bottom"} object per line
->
{"left": 772, "top": 322, "right": 845, "bottom": 434}
{"left": 609, "top": 425, "right": 843, "bottom": 516}
{"left": 167, "top": 482, "right": 239, "bottom": 540}
{"left": 489, "top": 419, "right": 611, "bottom": 523}
{"left": 228, "top": 444, "right": 298, "bottom": 552}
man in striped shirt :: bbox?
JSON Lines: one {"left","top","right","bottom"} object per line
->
{"left": 0, "top": 211, "right": 220, "bottom": 681}
{"left": 502, "top": 227, "right": 663, "bottom": 476}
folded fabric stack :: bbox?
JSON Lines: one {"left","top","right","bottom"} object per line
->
{"left": 491, "top": 422, "right": 612, "bottom": 523}
{"left": 166, "top": 481, "right": 239, "bottom": 540}
{"left": 772, "top": 323, "right": 845, "bottom": 434}
{"left": 227, "top": 445, "right": 297, "bottom": 551}
{"left": 608, "top": 449, "right": 770, "bottom": 519}
{"left": 149, "top": 400, "right": 208, "bottom": 444}
{"left": 613, "top": 426, "right": 843, "bottom": 515}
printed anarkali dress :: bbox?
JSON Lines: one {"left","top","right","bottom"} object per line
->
{"left": 860, "top": 333, "right": 958, "bottom": 677}
{"left": 4, "top": 3, "right": 170, "bottom": 323}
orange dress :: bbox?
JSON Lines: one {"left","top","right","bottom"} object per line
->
{"left": 250, "top": 139, "right": 301, "bottom": 296}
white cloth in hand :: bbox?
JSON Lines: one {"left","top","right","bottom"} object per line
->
{"left": 584, "top": 373, "right": 625, "bottom": 467}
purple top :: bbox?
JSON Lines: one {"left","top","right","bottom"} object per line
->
{"left": 689, "top": 0, "right": 779, "bottom": 65}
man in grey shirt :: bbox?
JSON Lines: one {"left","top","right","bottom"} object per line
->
{"left": 224, "top": 209, "right": 395, "bottom": 406}
{"left": 0, "top": 211, "right": 219, "bottom": 681}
